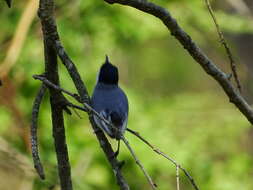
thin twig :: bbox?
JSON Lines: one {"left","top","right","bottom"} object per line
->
{"left": 121, "top": 136, "right": 157, "bottom": 189}
{"left": 33, "top": 75, "right": 81, "bottom": 102}
{"left": 204, "top": 0, "right": 242, "bottom": 93}
{"left": 126, "top": 128, "right": 200, "bottom": 190}
{"left": 176, "top": 165, "right": 180, "bottom": 190}
{"left": 31, "top": 84, "right": 47, "bottom": 179}
{"left": 71, "top": 106, "right": 83, "bottom": 119}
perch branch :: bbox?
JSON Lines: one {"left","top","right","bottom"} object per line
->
{"left": 103, "top": 0, "right": 253, "bottom": 125}
{"left": 205, "top": 0, "right": 241, "bottom": 92}
{"left": 31, "top": 84, "right": 47, "bottom": 179}
{"left": 126, "top": 128, "right": 200, "bottom": 190}
{"left": 121, "top": 136, "right": 157, "bottom": 189}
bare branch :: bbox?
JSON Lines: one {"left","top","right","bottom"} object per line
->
{"left": 126, "top": 128, "right": 200, "bottom": 190}
{"left": 205, "top": 0, "right": 242, "bottom": 93}
{"left": 33, "top": 75, "right": 82, "bottom": 103}
{"left": 38, "top": 0, "right": 73, "bottom": 188}
{"left": 31, "top": 84, "right": 47, "bottom": 179}
{"left": 121, "top": 136, "right": 157, "bottom": 189}
{"left": 103, "top": 0, "right": 253, "bottom": 125}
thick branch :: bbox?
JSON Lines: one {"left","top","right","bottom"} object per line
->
{"left": 104, "top": 0, "right": 253, "bottom": 125}
{"left": 38, "top": 0, "right": 73, "bottom": 189}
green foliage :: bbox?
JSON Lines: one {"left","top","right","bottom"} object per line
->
{"left": 0, "top": 0, "right": 253, "bottom": 189}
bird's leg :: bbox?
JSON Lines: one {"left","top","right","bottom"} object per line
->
{"left": 109, "top": 140, "right": 120, "bottom": 159}
{"left": 114, "top": 140, "right": 120, "bottom": 157}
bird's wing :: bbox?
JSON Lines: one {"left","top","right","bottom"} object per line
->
{"left": 91, "top": 85, "right": 129, "bottom": 138}
{"left": 93, "top": 110, "right": 114, "bottom": 137}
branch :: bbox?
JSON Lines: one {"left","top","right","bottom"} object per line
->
{"left": 205, "top": 0, "right": 241, "bottom": 93}
{"left": 103, "top": 0, "right": 253, "bottom": 125}
{"left": 126, "top": 128, "right": 200, "bottom": 190}
{"left": 121, "top": 136, "right": 157, "bottom": 189}
{"left": 31, "top": 84, "right": 47, "bottom": 179}
{"left": 38, "top": 0, "right": 73, "bottom": 189}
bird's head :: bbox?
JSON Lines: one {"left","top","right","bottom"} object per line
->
{"left": 98, "top": 55, "right": 119, "bottom": 85}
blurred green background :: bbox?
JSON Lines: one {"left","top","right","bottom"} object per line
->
{"left": 1, "top": 0, "right": 253, "bottom": 189}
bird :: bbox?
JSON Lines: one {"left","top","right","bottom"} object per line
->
{"left": 91, "top": 55, "right": 129, "bottom": 156}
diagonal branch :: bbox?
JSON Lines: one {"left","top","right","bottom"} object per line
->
{"left": 121, "top": 136, "right": 157, "bottom": 189}
{"left": 103, "top": 0, "right": 253, "bottom": 125}
{"left": 31, "top": 84, "right": 47, "bottom": 179}
{"left": 126, "top": 128, "right": 200, "bottom": 190}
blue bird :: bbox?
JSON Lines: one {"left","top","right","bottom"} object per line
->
{"left": 91, "top": 55, "right": 129, "bottom": 156}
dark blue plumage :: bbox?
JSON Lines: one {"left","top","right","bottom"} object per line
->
{"left": 91, "top": 56, "right": 128, "bottom": 140}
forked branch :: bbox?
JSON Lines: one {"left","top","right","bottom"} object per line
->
{"left": 121, "top": 136, "right": 157, "bottom": 189}
{"left": 126, "top": 128, "right": 200, "bottom": 190}
{"left": 205, "top": 0, "right": 241, "bottom": 93}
